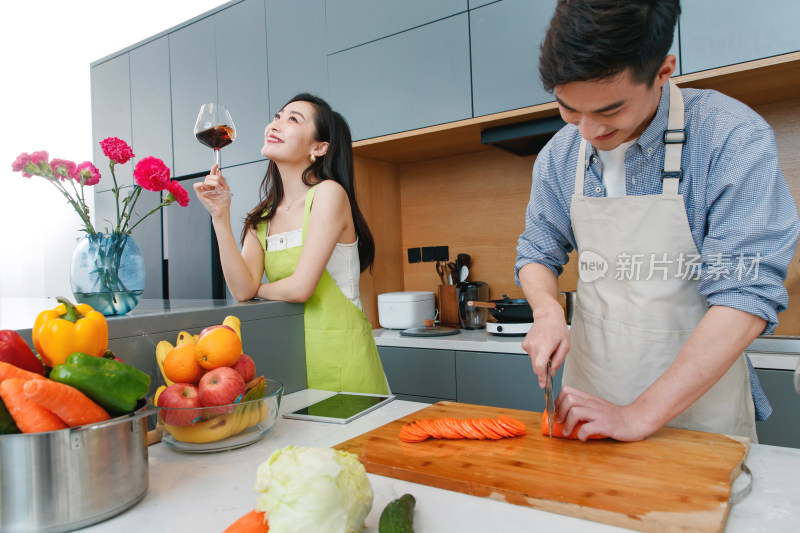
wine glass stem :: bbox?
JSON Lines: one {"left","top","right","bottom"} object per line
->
{"left": 214, "top": 149, "right": 221, "bottom": 170}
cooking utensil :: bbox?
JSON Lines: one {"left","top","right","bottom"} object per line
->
{"left": 456, "top": 254, "right": 470, "bottom": 283}
{"left": 0, "top": 401, "right": 157, "bottom": 533}
{"left": 467, "top": 295, "right": 532, "bottom": 323}
{"left": 545, "top": 359, "right": 554, "bottom": 438}
{"left": 446, "top": 262, "right": 457, "bottom": 285}
{"left": 435, "top": 261, "right": 447, "bottom": 285}
{"left": 335, "top": 401, "right": 750, "bottom": 533}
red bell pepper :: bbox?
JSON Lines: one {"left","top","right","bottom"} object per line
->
{"left": 0, "top": 330, "right": 46, "bottom": 375}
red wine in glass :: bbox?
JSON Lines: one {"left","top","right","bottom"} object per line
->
{"left": 194, "top": 103, "right": 236, "bottom": 197}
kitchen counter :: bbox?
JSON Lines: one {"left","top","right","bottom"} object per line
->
{"left": 83, "top": 389, "right": 800, "bottom": 533}
{"left": 373, "top": 327, "right": 800, "bottom": 371}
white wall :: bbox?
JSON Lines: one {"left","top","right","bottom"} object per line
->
{"left": 0, "top": 0, "right": 225, "bottom": 299}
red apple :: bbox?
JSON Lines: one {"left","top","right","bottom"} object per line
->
{"left": 158, "top": 383, "right": 202, "bottom": 426}
{"left": 198, "top": 324, "right": 235, "bottom": 340}
{"left": 231, "top": 354, "right": 256, "bottom": 382}
{"left": 198, "top": 367, "right": 246, "bottom": 414}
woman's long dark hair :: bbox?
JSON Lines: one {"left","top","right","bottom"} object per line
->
{"left": 241, "top": 93, "right": 375, "bottom": 272}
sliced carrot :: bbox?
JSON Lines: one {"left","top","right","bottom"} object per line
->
{"left": 398, "top": 416, "right": 529, "bottom": 443}
{"left": 498, "top": 415, "right": 527, "bottom": 436}
{"left": 223, "top": 509, "right": 269, "bottom": 533}
{"left": 0, "top": 379, "right": 67, "bottom": 433}
{"left": 22, "top": 379, "right": 110, "bottom": 427}
{"left": 541, "top": 412, "right": 606, "bottom": 440}
{"left": 0, "top": 361, "right": 48, "bottom": 384}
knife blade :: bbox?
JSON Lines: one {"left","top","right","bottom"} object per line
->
{"left": 545, "top": 359, "right": 554, "bottom": 438}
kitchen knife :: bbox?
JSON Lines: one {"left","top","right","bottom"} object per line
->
{"left": 545, "top": 359, "right": 554, "bottom": 438}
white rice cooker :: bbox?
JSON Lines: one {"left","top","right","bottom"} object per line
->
{"left": 377, "top": 291, "right": 435, "bottom": 329}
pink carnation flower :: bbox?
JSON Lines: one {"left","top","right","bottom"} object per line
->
{"left": 100, "top": 137, "right": 135, "bottom": 164}
{"left": 76, "top": 161, "right": 101, "bottom": 186}
{"left": 30, "top": 150, "right": 51, "bottom": 174}
{"left": 11, "top": 153, "right": 34, "bottom": 177}
{"left": 50, "top": 158, "right": 77, "bottom": 181}
{"left": 167, "top": 180, "right": 190, "bottom": 207}
{"left": 133, "top": 156, "right": 170, "bottom": 191}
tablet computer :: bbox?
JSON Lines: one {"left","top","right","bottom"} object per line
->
{"left": 282, "top": 392, "right": 395, "bottom": 424}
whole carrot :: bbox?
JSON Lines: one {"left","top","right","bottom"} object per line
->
{"left": 23, "top": 379, "right": 110, "bottom": 427}
{"left": 223, "top": 509, "right": 269, "bottom": 533}
{"left": 541, "top": 412, "right": 606, "bottom": 440}
{"left": 0, "top": 361, "right": 48, "bottom": 384}
{"left": 0, "top": 378, "right": 67, "bottom": 433}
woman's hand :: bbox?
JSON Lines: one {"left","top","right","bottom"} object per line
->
{"left": 193, "top": 164, "right": 231, "bottom": 219}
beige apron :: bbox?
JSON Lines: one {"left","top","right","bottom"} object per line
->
{"left": 565, "top": 80, "right": 756, "bottom": 440}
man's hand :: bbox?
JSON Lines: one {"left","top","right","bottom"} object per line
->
{"left": 555, "top": 385, "right": 655, "bottom": 442}
{"left": 521, "top": 295, "right": 569, "bottom": 388}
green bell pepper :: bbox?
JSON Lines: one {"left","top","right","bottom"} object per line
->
{"left": 50, "top": 352, "right": 151, "bottom": 414}
{"left": 0, "top": 396, "right": 20, "bottom": 434}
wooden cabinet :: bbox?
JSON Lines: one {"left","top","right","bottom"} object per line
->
{"left": 755, "top": 368, "right": 800, "bottom": 448}
{"left": 377, "top": 346, "right": 457, "bottom": 402}
{"left": 216, "top": 0, "right": 270, "bottom": 168}
{"left": 265, "top": 0, "right": 329, "bottom": 116}
{"left": 328, "top": 13, "right": 472, "bottom": 141}
{"left": 469, "top": 0, "right": 556, "bottom": 116}
{"left": 680, "top": 0, "right": 800, "bottom": 73}
{"left": 90, "top": 53, "right": 132, "bottom": 191}
{"left": 169, "top": 16, "right": 218, "bottom": 178}
{"left": 325, "top": 0, "right": 467, "bottom": 54}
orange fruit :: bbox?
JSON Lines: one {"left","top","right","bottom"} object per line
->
{"left": 163, "top": 344, "right": 206, "bottom": 384}
{"left": 195, "top": 327, "right": 242, "bottom": 370}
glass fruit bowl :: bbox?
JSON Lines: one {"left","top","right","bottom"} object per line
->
{"left": 155, "top": 378, "right": 283, "bottom": 453}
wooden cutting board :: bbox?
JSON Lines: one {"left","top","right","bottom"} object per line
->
{"left": 334, "top": 401, "right": 749, "bottom": 533}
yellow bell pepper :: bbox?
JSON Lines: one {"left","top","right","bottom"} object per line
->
{"left": 33, "top": 297, "right": 108, "bottom": 367}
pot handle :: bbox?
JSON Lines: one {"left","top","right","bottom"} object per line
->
{"left": 466, "top": 301, "right": 497, "bottom": 309}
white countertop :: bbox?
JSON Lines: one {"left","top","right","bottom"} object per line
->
{"left": 373, "top": 328, "right": 800, "bottom": 371}
{"left": 83, "top": 389, "right": 800, "bottom": 533}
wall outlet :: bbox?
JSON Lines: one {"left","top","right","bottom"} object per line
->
{"left": 421, "top": 246, "right": 436, "bottom": 262}
{"left": 434, "top": 246, "right": 449, "bottom": 261}
{"left": 407, "top": 247, "right": 422, "bottom": 263}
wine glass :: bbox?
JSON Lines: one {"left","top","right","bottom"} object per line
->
{"left": 194, "top": 102, "right": 236, "bottom": 197}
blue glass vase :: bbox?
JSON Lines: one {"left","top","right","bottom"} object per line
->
{"left": 70, "top": 232, "right": 145, "bottom": 316}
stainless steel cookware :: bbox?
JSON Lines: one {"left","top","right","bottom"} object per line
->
{"left": 0, "top": 402, "right": 157, "bottom": 533}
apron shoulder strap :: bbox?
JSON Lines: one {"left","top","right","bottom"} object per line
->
{"left": 301, "top": 185, "right": 319, "bottom": 242}
{"left": 662, "top": 79, "right": 685, "bottom": 195}
{"left": 256, "top": 210, "right": 270, "bottom": 251}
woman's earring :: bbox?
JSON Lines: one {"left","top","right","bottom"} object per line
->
{"left": 310, "top": 154, "right": 316, "bottom": 163}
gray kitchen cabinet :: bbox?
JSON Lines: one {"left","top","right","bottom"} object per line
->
{"left": 456, "top": 350, "right": 560, "bottom": 411}
{"left": 755, "top": 368, "right": 800, "bottom": 448}
{"left": 164, "top": 176, "right": 214, "bottom": 299}
{"left": 469, "top": 0, "right": 557, "bottom": 117}
{"left": 680, "top": 0, "right": 800, "bottom": 73}
{"left": 90, "top": 53, "right": 132, "bottom": 191}
{"left": 265, "top": 0, "right": 329, "bottom": 116}
{"left": 328, "top": 13, "right": 472, "bottom": 141}
{"left": 130, "top": 36, "right": 174, "bottom": 174}
{"left": 169, "top": 16, "right": 218, "bottom": 178}
{"left": 325, "top": 0, "right": 467, "bottom": 54}
{"left": 377, "top": 346, "right": 457, "bottom": 402}
{"left": 216, "top": 0, "right": 270, "bottom": 168}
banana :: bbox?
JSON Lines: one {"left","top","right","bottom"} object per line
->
{"left": 222, "top": 315, "right": 242, "bottom": 351}
{"left": 155, "top": 341, "right": 175, "bottom": 386}
{"left": 163, "top": 413, "right": 236, "bottom": 443}
{"left": 176, "top": 331, "right": 196, "bottom": 346}
{"left": 231, "top": 404, "right": 252, "bottom": 435}
{"left": 153, "top": 385, "right": 167, "bottom": 405}
{"left": 192, "top": 334, "right": 199, "bottom": 343}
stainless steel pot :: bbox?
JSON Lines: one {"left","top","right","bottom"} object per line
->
{"left": 0, "top": 402, "right": 157, "bottom": 533}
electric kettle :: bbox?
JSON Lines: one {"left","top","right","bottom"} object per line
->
{"left": 458, "top": 281, "right": 489, "bottom": 329}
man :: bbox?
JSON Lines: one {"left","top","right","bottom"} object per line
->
{"left": 516, "top": 0, "right": 799, "bottom": 442}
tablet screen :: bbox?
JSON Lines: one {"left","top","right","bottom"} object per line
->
{"left": 283, "top": 393, "right": 394, "bottom": 424}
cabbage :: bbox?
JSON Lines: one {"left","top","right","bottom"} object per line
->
{"left": 254, "top": 445, "right": 373, "bottom": 533}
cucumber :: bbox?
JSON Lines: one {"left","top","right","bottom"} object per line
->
{"left": 0, "top": 396, "right": 20, "bottom": 434}
{"left": 379, "top": 493, "right": 415, "bottom": 533}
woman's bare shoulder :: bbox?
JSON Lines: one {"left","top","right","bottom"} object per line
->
{"left": 313, "top": 179, "right": 349, "bottom": 207}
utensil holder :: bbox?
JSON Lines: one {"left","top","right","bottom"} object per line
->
{"left": 438, "top": 284, "right": 460, "bottom": 328}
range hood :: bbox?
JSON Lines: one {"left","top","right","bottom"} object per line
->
{"left": 481, "top": 115, "right": 566, "bottom": 156}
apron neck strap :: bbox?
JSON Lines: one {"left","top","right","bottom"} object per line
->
{"left": 662, "top": 79, "right": 685, "bottom": 195}
{"left": 574, "top": 139, "right": 588, "bottom": 197}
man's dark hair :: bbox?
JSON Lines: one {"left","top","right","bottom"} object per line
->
{"left": 539, "top": 0, "right": 681, "bottom": 92}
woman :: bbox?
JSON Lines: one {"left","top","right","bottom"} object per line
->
{"left": 194, "top": 93, "right": 388, "bottom": 394}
